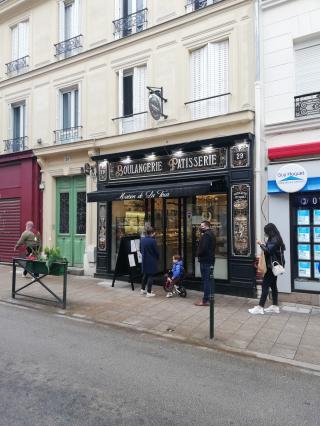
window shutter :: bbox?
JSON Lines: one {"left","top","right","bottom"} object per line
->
{"left": 208, "top": 39, "right": 229, "bottom": 116}
{"left": 186, "top": 0, "right": 193, "bottom": 13}
{"left": 114, "top": 0, "right": 122, "bottom": 39}
{"left": 11, "top": 25, "right": 19, "bottom": 60}
{"left": 295, "top": 42, "right": 320, "bottom": 95}
{"left": 19, "top": 21, "right": 29, "bottom": 58}
{"left": 72, "top": 0, "right": 80, "bottom": 37}
{"left": 118, "top": 69, "right": 124, "bottom": 133}
{"left": 133, "top": 65, "right": 147, "bottom": 130}
{"left": 190, "top": 46, "right": 207, "bottom": 119}
{"left": 8, "top": 104, "right": 13, "bottom": 139}
{"left": 207, "top": 0, "right": 214, "bottom": 5}
{"left": 59, "top": 1, "right": 65, "bottom": 41}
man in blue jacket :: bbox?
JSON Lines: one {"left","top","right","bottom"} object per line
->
{"left": 195, "top": 220, "right": 216, "bottom": 306}
{"left": 141, "top": 225, "right": 159, "bottom": 298}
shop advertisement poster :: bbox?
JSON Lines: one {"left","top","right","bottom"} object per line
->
{"left": 314, "top": 210, "right": 320, "bottom": 225}
{"left": 298, "top": 261, "right": 311, "bottom": 278}
{"left": 314, "top": 227, "right": 320, "bottom": 243}
{"left": 298, "top": 244, "right": 311, "bottom": 260}
{"left": 314, "top": 263, "right": 320, "bottom": 279}
{"left": 314, "top": 245, "right": 320, "bottom": 261}
{"left": 297, "top": 210, "right": 310, "bottom": 225}
{"left": 297, "top": 227, "right": 310, "bottom": 243}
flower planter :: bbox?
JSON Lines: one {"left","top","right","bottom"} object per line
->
{"left": 25, "top": 260, "right": 68, "bottom": 276}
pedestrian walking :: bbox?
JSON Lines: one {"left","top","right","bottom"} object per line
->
{"left": 249, "top": 223, "right": 285, "bottom": 315}
{"left": 14, "top": 221, "right": 41, "bottom": 277}
{"left": 194, "top": 220, "right": 216, "bottom": 306}
{"left": 140, "top": 225, "right": 159, "bottom": 298}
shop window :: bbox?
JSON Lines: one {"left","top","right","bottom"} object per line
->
{"left": 117, "top": 65, "right": 147, "bottom": 134}
{"left": 189, "top": 40, "right": 229, "bottom": 120}
{"left": 292, "top": 193, "right": 320, "bottom": 292}
{"left": 111, "top": 200, "right": 147, "bottom": 270}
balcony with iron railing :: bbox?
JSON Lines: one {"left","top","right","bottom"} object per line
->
{"left": 112, "top": 111, "right": 148, "bottom": 134}
{"left": 6, "top": 55, "right": 29, "bottom": 76}
{"left": 113, "top": 8, "right": 147, "bottom": 39}
{"left": 185, "top": 92, "right": 231, "bottom": 120}
{"left": 185, "top": 0, "right": 223, "bottom": 12}
{"left": 54, "top": 34, "right": 83, "bottom": 58}
{"left": 3, "top": 136, "right": 28, "bottom": 153}
{"left": 54, "top": 126, "right": 82, "bottom": 143}
{"left": 295, "top": 92, "right": 320, "bottom": 119}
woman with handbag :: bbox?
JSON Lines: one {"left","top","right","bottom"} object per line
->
{"left": 249, "top": 223, "right": 285, "bottom": 315}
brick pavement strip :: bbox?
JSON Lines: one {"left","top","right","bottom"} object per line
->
{"left": 1, "top": 264, "right": 320, "bottom": 371}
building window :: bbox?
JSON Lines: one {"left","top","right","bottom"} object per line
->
{"left": 6, "top": 21, "right": 29, "bottom": 76}
{"left": 294, "top": 40, "right": 320, "bottom": 118}
{"left": 113, "top": 0, "right": 147, "bottom": 39}
{"left": 116, "top": 65, "right": 147, "bottom": 134}
{"left": 185, "top": 0, "right": 216, "bottom": 13}
{"left": 4, "top": 102, "right": 28, "bottom": 153}
{"left": 55, "top": 0, "right": 82, "bottom": 58}
{"left": 54, "top": 87, "right": 81, "bottom": 143}
{"left": 188, "top": 40, "right": 229, "bottom": 120}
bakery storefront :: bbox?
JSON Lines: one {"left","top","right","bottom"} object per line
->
{"left": 88, "top": 135, "right": 256, "bottom": 296}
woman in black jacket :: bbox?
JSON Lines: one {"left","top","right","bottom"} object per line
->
{"left": 249, "top": 223, "right": 285, "bottom": 315}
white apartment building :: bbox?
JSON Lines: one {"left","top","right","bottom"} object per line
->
{"left": 0, "top": 0, "right": 257, "bottom": 296}
{"left": 262, "top": 0, "right": 320, "bottom": 302}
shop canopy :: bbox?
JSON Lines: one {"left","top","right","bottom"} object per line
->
{"left": 87, "top": 180, "right": 214, "bottom": 202}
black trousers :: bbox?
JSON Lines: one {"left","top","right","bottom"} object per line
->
{"left": 142, "top": 274, "right": 156, "bottom": 293}
{"left": 259, "top": 268, "right": 278, "bottom": 307}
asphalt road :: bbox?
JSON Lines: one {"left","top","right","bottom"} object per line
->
{"left": 0, "top": 302, "right": 319, "bottom": 426}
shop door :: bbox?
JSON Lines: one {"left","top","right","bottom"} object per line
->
{"left": 165, "top": 198, "right": 182, "bottom": 270}
{"left": 56, "top": 176, "right": 86, "bottom": 267}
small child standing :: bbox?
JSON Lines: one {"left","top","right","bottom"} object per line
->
{"left": 165, "top": 254, "right": 184, "bottom": 298}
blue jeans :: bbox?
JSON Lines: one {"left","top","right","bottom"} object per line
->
{"left": 200, "top": 263, "right": 215, "bottom": 303}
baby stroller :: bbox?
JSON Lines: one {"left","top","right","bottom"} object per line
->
{"left": 163, "top": 270, "right": 187, "bottom": 298}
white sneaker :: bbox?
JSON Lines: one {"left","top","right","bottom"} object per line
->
{"left": 146, "top": 292, "right": 155, "bottom": 298}
{"left": 166, "top": 292, "right": 173, "bottom": 298}
{"left": 140, "top": 289, "right": 147, "bottom": 295}
{"left": 264, "top": 305, "right": 280, "bottom": 314}
{"left": 248, "top": 305, "right": 264, "bottom": 315}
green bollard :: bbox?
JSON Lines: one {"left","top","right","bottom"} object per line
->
{"left": 209, "top": 265, "right": 214, "bottom": 339}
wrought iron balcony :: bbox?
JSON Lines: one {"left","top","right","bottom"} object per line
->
{"left": 185, "top": 92, "right": 230, "bottom": 120}
{"left": 295, "top": 92, "right": 320, "bottom": 118}
{"left": 185, "top": 0, "right": 223, "bottom": 12}
{"left": 5, "top": 55, "right": 29, "bottom": 76}
{"left": 3, "top": 136, "right": 28, "bottom": 153}
{"left": 112, "top": 111, "right": 148, "bottom": 134}
{"left": 113, "top": 8, "right": 147, "bottom": 39}
{"left": 54, "top": 126, "right": 82, "bottom": 143}
{"left": 54, "top": 34, "right": 83, "bottom": 57}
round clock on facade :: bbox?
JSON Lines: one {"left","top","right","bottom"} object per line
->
{"left": 148, "top": 93, "right": 162, "bottom": 120}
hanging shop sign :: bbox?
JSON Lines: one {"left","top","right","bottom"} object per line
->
{"left": 275, "top": 164, "right": 308, "bottom": 193}
{"left": 231, "top": 184, "right": 251, "bottom": 257}
{"left": 147, "top": 86, "right": 167, "bottom": 120}
{"left": 108, "top": 148, "right": 227, "bottom": 181}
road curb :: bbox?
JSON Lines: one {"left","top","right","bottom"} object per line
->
{"left": 1, "top": 296, "right": 320, "bottom": 375}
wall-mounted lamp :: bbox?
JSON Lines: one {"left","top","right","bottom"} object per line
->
{"left": 121, "top": 156, "right": 132, "bottom": 164}
{"left": 39, "top": 182, "right": 45, "bottom": 191}
{"left": 173, "top": 149, "right": 183, "bottom": 157}
{"left": 37, "top": 138, "right": 42, "bottom": 145}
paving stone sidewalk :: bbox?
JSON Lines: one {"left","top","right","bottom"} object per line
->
{"left": 1, "top": 264, "right": 320, "bottom": 370}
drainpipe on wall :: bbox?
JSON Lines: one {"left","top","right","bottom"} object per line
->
{"left": 254, "top": 0, "right": 264, "bottom": 246}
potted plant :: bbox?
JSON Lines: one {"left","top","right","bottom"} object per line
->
{"left": 43, "top": 247, "right": 68, "bottom": 276}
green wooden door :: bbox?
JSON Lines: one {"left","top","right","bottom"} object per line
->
{"left": 56, "top": 176, "right": 86, "bottom": 267}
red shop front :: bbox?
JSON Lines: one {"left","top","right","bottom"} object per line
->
{"left": 0, "top": 150, "right": 42, "bottom": 262}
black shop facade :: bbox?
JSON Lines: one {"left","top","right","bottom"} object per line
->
{"left": 88, "top": 134, "right": 256, "bottom": 297}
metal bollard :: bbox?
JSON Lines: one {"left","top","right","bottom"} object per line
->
{"left": 209, "top": 265, "right": 214, "bottom": 339}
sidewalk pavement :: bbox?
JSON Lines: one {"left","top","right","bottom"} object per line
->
{"left": 1, "top": 264, "right": 320, "bottom": 371}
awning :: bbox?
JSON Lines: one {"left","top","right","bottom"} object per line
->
{"left": 87, "top": 180, "right": 213, "bottom": 202}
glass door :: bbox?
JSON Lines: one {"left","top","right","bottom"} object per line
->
{"left": 165, "top": 199, "right": 181, "bottom": 270}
